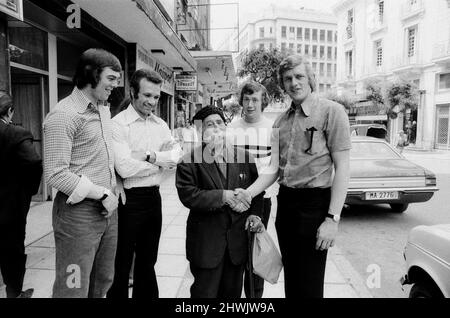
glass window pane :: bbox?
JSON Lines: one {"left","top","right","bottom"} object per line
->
{"left": 8, "top": 22, "right": 48, "bottom": 71}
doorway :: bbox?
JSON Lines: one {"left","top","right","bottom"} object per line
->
{"left": 11, "top": 67, "right": 49, "bottom": 201}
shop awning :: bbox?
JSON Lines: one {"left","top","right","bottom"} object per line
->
{"left": 191, "top": 51, "right": 237, "bottom": 99}
{"left": 72, "top": 0, "right": 197, "bottom": 72}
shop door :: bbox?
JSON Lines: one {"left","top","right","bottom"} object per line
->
{"left": 11, "top": 70, "right": 48, "bottom": 201}
{"left": 435, "top": 104, "right": 450, "bottom": 150}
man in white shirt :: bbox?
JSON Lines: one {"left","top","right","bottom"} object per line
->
{"left": 228, "top": 81, "right": 278, "bottom": 298}
{"left": 107, "top": 69, "right": 182, "bottom": 299}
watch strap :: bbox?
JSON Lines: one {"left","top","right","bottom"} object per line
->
{"left": 100, "top": 193, "right": 108, "bottom": 201}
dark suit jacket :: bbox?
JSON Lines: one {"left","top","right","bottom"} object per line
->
{"left": 176, "top": 144, "right": 263, "bottom": 269}
{"left": 0, "top": 121, "right": 43, "bottom": 224}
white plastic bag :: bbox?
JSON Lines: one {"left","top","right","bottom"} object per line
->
{"left": 252, "top": 231, "right": 283, "bottom": 284}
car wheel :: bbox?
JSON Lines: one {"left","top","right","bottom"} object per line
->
{"left": 409, "top": 281, "right": 444, "bottom": 298}
{"left": 390, "top": 203, "right": 409, "bottom": 213}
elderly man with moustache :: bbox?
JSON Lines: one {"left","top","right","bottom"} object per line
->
{"left": 176, "top": 106, "right": 265, "bottom": 298}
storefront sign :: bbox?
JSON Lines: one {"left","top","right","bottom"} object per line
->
{"left": 175, "top": 73, "right": 197, "bottom": 91}
{"left": 0, "top": 0, "right": 23, "bottom": 20}
{"left": 136, "top": 44, "right": 174, "bottom": 95}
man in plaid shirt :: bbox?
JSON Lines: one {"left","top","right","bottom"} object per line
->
{"left": 43, "top": 48, "right": 122, "bottom": 298}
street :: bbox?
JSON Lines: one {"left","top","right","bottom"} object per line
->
{"left": 337, "top": 150, "right": 450, "bottom": 298}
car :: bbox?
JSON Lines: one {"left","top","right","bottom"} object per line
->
{"left": 401, "top": 224, "right": 450, "bottom": 298}
{"left": 350, "top": 124, "right": 388, "bottom": 140}
{"left": 345, "top": 137, "right": 438, "bottom": 213}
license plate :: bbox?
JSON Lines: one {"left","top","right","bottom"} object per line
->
{"left": 365, "top": 191, "right": 399, "bottom": 200}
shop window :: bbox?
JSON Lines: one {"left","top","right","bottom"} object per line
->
{"left": 8, "top": 22, "right": 48, "bottom": 71}
{"left": 439, "top": 73, "right": 450, "bottom": 90}
{"left": 57, "top": 38, "right": 84, "bottom": 79}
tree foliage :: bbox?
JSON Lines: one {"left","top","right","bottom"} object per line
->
{"left": 324, "top": 92, "right": 356, "bottom": 110}
{"left": 237, "top": 48, "right": 287, "bottom": 102}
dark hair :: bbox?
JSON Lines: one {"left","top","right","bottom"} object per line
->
{"left": 130, "top": 68, "right": 163, "bottom": 99}
{"left": 278, "top": 54, "right": 317, "bottom": 93}
{"left": 0, "top": 91, "right": 14, "bottom": 117}
{"left": 73, "top": 48, "right": 122, "bottom": 89}
{"left": 238, "top": 81, "right": 270, "bottom": 111}
{"left": 192, "top": 105, "right": 227, "bottom": 124}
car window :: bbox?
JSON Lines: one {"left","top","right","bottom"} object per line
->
{"left": 351, "top": 141, "right": 401, "bottom": 159}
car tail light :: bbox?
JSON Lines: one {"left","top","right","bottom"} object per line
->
{"left": 425, "top": 176, "right": 436, "bottom": 186}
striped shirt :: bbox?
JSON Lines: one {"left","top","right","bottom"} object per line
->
{"left": 227, "top": 116, "right": 278, "bottom": 198}
{"left": 43, "top": 87, "right": 116, "bottom": 201}
{"left": 112, "top": 104, "right": 182, "bottom": 189}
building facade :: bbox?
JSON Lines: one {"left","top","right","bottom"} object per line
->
{"left": 235, "top": 5, "right": 338, "bottom": 95}
{"left": 334, "top": 0, "right": 450, "bottom": 150}
{"left": 0, "top": 0, "right": 203, "bottom": 201}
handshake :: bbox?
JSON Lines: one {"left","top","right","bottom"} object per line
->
{"left": 224, "top": 188, "right": 252, "bottom": 213}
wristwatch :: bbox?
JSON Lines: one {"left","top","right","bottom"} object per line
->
{"left": 100, "top": 189, "right": 111, "bottom": 201}
{"left": 326, "top": 213, "right": 341, "bottom": 223}
{"left": 145, "top": 150, "right": 155, "bottom": 163}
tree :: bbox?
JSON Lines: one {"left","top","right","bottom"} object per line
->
{"left": 237, "top": 48, "right": 287, "bottom": 102}
{"left": 323, "top": 92, "right": 356, "bottom": 111}
{"left": 386, "top": 80, "right": 419, "bottom": 119}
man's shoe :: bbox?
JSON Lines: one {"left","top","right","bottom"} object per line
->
{"left": 17, "top": 288, "right": 34, "bottom": 298}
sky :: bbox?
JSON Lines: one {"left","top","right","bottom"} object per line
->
{"left": 208, "top": 0, "right": 341, "bottom": 50}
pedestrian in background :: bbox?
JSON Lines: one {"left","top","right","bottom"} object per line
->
{"left": 43, "top": 48, "right": 122, "bottom": 298}
{"left": 395, "top": 130, "right": 408, "bottom": 154}
{"left": 0, "top": 91, "right": 42, "bottom": 298}
{"left": 107, "top": 68, "right": 182, "bottom": 299}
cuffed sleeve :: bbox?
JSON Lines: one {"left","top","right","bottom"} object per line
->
{"left": 111, "top": 120, "right": 160, "bottom": 178}
{"left": 66, "top": 175, "right": 94, "bottom": 204}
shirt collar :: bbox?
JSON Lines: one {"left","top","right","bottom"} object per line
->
{"left": 71, "top": 87, "right": 98, "bottom": 114}
{"left": 124, "top": 104, "right": 161, "bottom": 125}
{"left": 289, "top": 93, "right": 316, "bottom": 117}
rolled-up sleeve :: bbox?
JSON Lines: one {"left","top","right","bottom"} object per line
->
{"left": 154, "top": 123, "right": 183, "bottom": 168}
{"left": 111, "top": 120, "right": 160, "bottom": 179}
{"left": 43, "top": 111, "right": 83, "bottom": 197}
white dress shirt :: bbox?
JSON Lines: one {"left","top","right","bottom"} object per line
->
{"left": 112, "top": 104, "right": 183, "bottom": 189}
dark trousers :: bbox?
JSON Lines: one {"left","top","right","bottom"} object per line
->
{"left": 107, "top": 186, "right": 162, "bottom": 299}
{"left": 244, "top": 197, "right": 272, "bottom": 298}
{"left": 190, "top": 251, "right": 245, "bottom": 298}
{"left": 0, "top": 222, "right": 27, "bottom": 298}
{"left": 275, "top": 186, "right": 331, "bottom": 298}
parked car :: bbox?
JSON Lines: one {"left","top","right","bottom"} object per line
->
{"left": 350, "top": 124, "right": 388, "bottom": 140}
{"left": 401, "top": 224, "right": 450, "bottom": 298}
{"left": 346, "top": 137, "right": 438, "bottom": 212}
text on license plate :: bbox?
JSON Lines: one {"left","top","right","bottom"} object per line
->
{"left": 365, "top": 191, "right": 399, "bottom": 200}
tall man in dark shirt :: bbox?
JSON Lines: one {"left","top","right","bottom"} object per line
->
{"left": 0, "top": 91, "right": 42, "bottom": 298}
{"left": 236, "top": 55, "right": 351, "bottom": 298}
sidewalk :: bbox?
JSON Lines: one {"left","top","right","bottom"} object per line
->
{"left": 0, "top": 169, "right": 371, "bottom": 298}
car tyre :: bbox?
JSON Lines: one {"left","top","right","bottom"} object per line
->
{"left": 409, "top": 281, "right": 444, "bottom": 298}
{"left": 390, "top": 203, "right": 409, "bottom": 213}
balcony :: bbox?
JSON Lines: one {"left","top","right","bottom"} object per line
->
{"left": 401, "top": 0, "right": 425, "bottom": 23}
{"left": 369, "top": 20, "right": 387, "bottom": 36}
{"left": 432, "top": 41, "right": 450, "bottom": 65}
{"left": 391, "top": 55, "right": 425, "bottom": 77}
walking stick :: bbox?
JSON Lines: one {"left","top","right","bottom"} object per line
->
{"left": 247, "top": 227, "right": 255, "bottom": 298}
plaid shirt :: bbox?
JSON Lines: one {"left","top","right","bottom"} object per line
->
{"left": 43, "top": 87, "right": 116, "bottom": 201}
